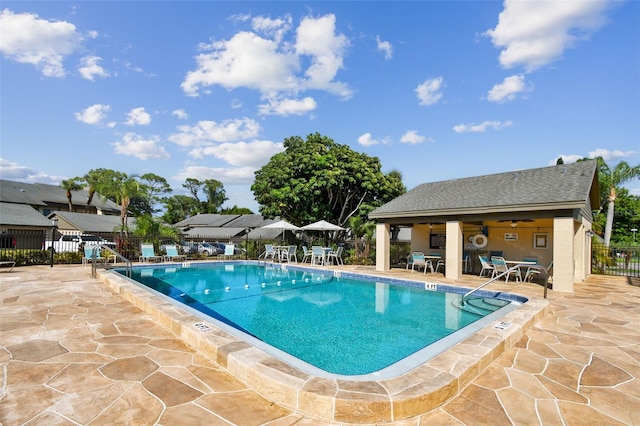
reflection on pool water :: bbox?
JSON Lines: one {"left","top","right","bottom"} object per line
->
{"left": 119, "top": 261, "right": 525, "bottom": 378}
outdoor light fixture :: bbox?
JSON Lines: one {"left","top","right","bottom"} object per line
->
{"left": 50, "top": 217, "right": 58, "bottom": 268}
{"left": 510, "top": 221, "right": 518, "bottom": 228}
{"left": 586, "top": 229, "right": 596, "bottom": 238}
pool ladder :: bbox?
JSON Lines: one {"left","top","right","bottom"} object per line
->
{"left": 88, "top": 244, "right": 132, "bottom": 278}
{"left": 461, "top": 263, "right": 551, "bottom": 305}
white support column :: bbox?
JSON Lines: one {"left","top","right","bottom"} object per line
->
{"left": 376, "top": 223, "right": 390, "bottom": 271}
{"left": 445, "top": 221, "right": 463, "bottom": 280}
{"left": 553, "top": 217, "right": 575, "bottom": 292}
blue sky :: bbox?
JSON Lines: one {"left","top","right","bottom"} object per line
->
{"left": 1, "top": 1, "right": 638, "bottom": 213}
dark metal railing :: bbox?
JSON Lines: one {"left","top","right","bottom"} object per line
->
{"left": 592, "top": 244, "right": 639, "bottom": 277}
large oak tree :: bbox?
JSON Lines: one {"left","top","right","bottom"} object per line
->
{"left": 252, "top": 133, "right": 405, "bottom": 227}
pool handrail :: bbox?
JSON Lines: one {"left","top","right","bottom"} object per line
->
{"left": 90, "top": 244, "right": 132, "bottom": 278}
{"left": 462, "top": 263, "right": 550, "bottom": 303}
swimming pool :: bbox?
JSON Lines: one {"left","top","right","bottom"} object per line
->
{"left": 118, "top": 261, "right": 525, "bottom": 379}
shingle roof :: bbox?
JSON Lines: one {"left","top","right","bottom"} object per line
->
{"left": 174, "top": 214, "right": 240, "bottom": 227}
{"left": 0, "top": 179, "right": 120, "bottom": 212}
{"left": 370, "top": 161, "right": 599, "bottom": 219}
{"left": 0, "top": 202, "right": 53, "bottom": 227}
{"left": 53, "top": 211, "right": 137, "bottom": 233}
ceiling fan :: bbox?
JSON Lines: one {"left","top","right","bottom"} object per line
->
{"left": 498, "top": 219, "right": 534, "bottom": 227}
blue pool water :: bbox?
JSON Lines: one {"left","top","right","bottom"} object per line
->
{"left": 119, "top": 262, "right": 522, "bottom": 377}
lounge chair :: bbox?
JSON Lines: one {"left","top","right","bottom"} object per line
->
{"left": 491, "top": 256, "right": 521, "bottom": 283}
{"left": 164, "top": 244, "right": 186, "bottom": 262}
{"left": 83, "top": 246, "right": 107, "bottom": 266}
{"left": 139, "top": 243, "right": 162, "bottom": 263}
{"left": 219, "top": 244, "right": 235, "bottom": 260}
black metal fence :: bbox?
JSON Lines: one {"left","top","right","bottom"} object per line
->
{"left": 0, "top": 229, "right": 388, "bottom": 267}
{"left": 592, "top": 243, "right": 640, "bottom": 277}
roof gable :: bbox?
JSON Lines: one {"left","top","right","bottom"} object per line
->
{"left": 370, "top": 161, "right": 599, "bottom": 219}
{"left": 0, "top": 179, "right": 120, "bottom": 212}
{"left": 0, "top": 202, "right": 53, "bottom": 227}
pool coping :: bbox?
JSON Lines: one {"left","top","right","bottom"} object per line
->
{"left": 98, "top": 263, "right": 549, "bottom": 424}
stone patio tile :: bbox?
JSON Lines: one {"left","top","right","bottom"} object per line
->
{"left": 581, "top": 356, "right": 632, "bottom": 386}
{"left": 90, "top": 383, "right": 164, "bottom": 424}
{"left": 512, "top": 348, "right": 547, "bottom": 374}
{"left": 99, "top": 355, "right": 159, "bottom": 381}
{"left": 5, "top": 361, "right": 67, "bottom": 392}
{"left": 536, "top": 399, "right": 564, "bottom": 424}
{"left": 7, "top": 339, "right": 68, "bottom": 362}
{"left": 542, "top": 358, "right": 583, "bottom": 390}
{"left": 142, "top": 371, "right": 204, "bottom": 406}
{"left": 159, "top": 403, "right": 232, "bottom": 425}
{"left": 197, "top": 389, "right": 292, "bottom": 425}
{"left": 47, "top": 363, "right": 114, "bottom": 393}
{"left": 504, "top": 368, "right": 553, "bottom": 399}
{"left": 557, "top": 400, "right": 626, "bottom": 425}
{"left": 535, "top": 375, "right": 588, "bottom": 404}
{"left": 49, "top": 382, "right": 131, "bottom": 424}
{"left": 581, "top": 386, "right": 640, "bottom": 424}
{"left": 187, "top": 364, "right": 248, "bottom": 392}
{"left": 496, "top": 387, "right": 538, "bottom": 425}
{"left": 0, "top": 385, "right": 65, "bottom": 425}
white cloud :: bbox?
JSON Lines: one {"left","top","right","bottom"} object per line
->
{"left": 252, "top": 14, "right": 292, "bottom": 43}
{"left": 296, "top": 14, "right": 351, "bottom": 97}
{"left": 0, "top": 158, "right": 62, "bottom": 183}
{"left": 172, "top": 109, "right": 188, "bottom": 120}
{"left": 553, "top": 148, "right": 638, "bottom": 165}
{"left": 181, "top": 13, "right": 352, "bottom": 111}
{"left": 258, "top": 97, "right": 317, "bottom": 116}
{"left": 113, "top": 133, "right": 169, "bottom": 160}
{"left": 487, "top": 75, "right": 533, "bottom": 103}
{"left": 78, "top": 55, "right": 109, "bottom": 81}
{"left": 416, "top": 77, "right": 444, "bottom": 106}
{"left": 74, "top": 104, "right": 111, "bottom": 125}
{"left": 400, "top": 130, "right": 427, "bottom": 144}
{"left": 125, "top": 107, "right": 151, "bottom": 126}
{"left": 485, "top": 0, "right": 610, "bottom": 72}
{"left": 357, "top": 133, "right": 379, "bottom": 147}
{"left": 174, "top": 165, "right": 256, "bottom": 185}
{"left": 376, "top": 35, "right": 393, "bottom": 60}
{"left": 453, "top": 120, "right": 513, "bottom": 133}
{"left": 169, "top": 118, "right": 261, "bottom": 147}
{"left": 0, "top": 9, "right": 84, "bottom": 77}
{"left": 194, "top": 140, "right": 284, "bottom": 167}
{"left": 588, "top": 148, "right": 636, "bottom": 162}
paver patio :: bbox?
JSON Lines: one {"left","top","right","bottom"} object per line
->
{"left": 1, "top": 264, "right": 638, "bottom": 425}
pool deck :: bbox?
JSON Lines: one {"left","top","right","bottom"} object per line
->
{"left": 1, "top": 263, "right": 639, "bottom": 425}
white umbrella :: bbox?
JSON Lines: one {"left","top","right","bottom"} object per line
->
{"left": 301, "top": 220, "right": 345, "bottom": 231}
{"left": 261, "top": 219, "right": 300, "bottom": 240}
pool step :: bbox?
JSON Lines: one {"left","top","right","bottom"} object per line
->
{"left": 456, "top": 296, "right": 510, "bottom": 316}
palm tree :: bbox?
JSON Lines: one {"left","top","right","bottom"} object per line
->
{"left": 96, "top": 172, "right": 142, "bottom": 233}
{"left": 597, "top": 157, "right": 640, "bottom": 246}
{"left": 60, "top": 179, "right": 82, "bottom": 212}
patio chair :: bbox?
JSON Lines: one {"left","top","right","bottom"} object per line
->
{"left": 311, "top": 246, "right": 325, "bottom": 266}
{"left": 524, "top": 261, "right": 553, "bottom": 283}
{"left": 491, "top": 256, "right": 521, "bottom": 283}
{"left": 478, "top": 255, "right": 494, "bottom": 277}
{"left": 407, "top": 252, "right": 430, "bottom": 273}
{"left": 280, "top": 245, "right": 298, "bottom": 263}
{"left": 164, "top": 244, "right": 186, "bottom": 262}
{"left": 429, "top": 253, "right": 444, "bottom": 274}
{"left": 301, "top": 246, "right": 312, "bottom": 263}
{"left": 83, "top": 246, "right": 107, "bottom": 266}
{"left": 462, "top": 250, "right": 471, "bottom": 273}
{"left": 139, "top": 243, "right": 162, "bottom": 263}
{"left": 258, "top": 244, "right": 276, "bottom": 262}
{"left": 327, "top": 246, "right": 344, "bottom": 265}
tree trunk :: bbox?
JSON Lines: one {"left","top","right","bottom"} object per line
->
{"left": 604, "top": 195, "right": 615, "bottom": 247}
